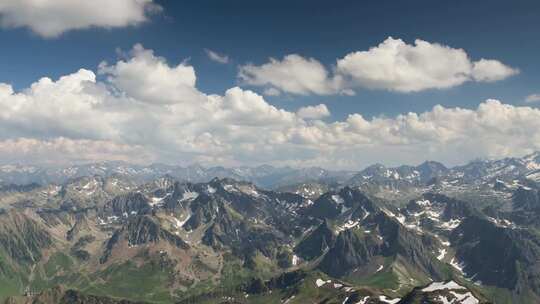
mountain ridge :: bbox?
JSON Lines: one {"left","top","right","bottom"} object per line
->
{"left": 1, "top": 154, "right": 539, "bottom": 303}
{"left": 2, "top": 151, "right": 540, "bottom": 191}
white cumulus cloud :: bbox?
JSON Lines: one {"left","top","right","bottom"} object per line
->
{"left": 0, "top": 45, "right": 537, "bottom": 169}
{"left": 0, "top": 0, "right": 160, "bottom": 38}
{"left": 472, "top": 59, "right": 519, "bottom": 82}
{"left": 98, "top": 44, "right": 201, "bottom": 105}
{"left": 336, "top": 37, "right": 473, "bottom": 92}
{"left": 239, "top": 37, "right": 518, "bottom": 95}
{"left": 239, "top": 54, "right": 346, "bottom": 96}
{"left": 297, "top": 104, "right": 331, "bottom": 119}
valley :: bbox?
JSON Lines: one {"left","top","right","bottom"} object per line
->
{"left": 1, "top": 153, "right": 540, "bottom": 303}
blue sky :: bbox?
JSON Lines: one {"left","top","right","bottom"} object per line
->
{"left": 0, "top": 0, "right": 539, "bottom": 168}
{"left": 1, "top": 0, "right": 538, "bottom": 119}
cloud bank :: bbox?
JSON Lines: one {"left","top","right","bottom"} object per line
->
{"left": 0, "top": 0, "right": 160, "bottom": 37}
{"left": 239, "top": 37, "right": 518, "bottom": 95}
{"left": 0, "top": 44, "right": 536, "bottom": 169}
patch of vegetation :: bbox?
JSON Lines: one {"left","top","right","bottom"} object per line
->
{"left": 82, "top": 260, "right": 174, "bottom": 303}
{"left": 0, "top": 254, "right": 30, "bottom": 300}
{"left": 44, "top": 252, "right": 74, "bottom": 277}
{"left": 348, "top": 269, "right": 399, "bottom": 290}
{"left": 0, "top": 274, "right": 24, "bottom": 301}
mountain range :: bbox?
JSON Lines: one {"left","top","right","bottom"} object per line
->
{"left": 0, "top": 153, "right": 540, "bottom": 303}
{"left": 3, "top": 151, "right": 540, "bottom": 195}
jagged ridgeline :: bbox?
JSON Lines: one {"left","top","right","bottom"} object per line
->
{"left": 0, "top": 153, "right": 540, "bottom": 303}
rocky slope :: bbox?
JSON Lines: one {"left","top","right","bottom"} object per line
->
{"left": 2, "top": 154, "right": 540, "bottom": 302}
{"left": 0, "top": 162, "right": 354, "bottom": 190}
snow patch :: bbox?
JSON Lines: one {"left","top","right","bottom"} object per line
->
{"left": 336, "top": 220, "right": 361, "bottom": 232}
{"left": 487, "top": 216, "right": 517, "bottom": 229}
{"left": 422, "top": 281, "right": 466, "bottom": 292}
{"left": 223, "top": 184, "right": 236, "bottom": 192}
{"left": 292, "top": 254, "right": 299, "bottom": 266}
{"left": 416, "top": 199, "right": 431, "bottom": 207}
{"left": 332, "top": 194, "right": 344, "bottom": 204}
{"left": 173, "top": 214, "right": 191, "bottom": 229}
{"left": 245, "top": 188, "right": 260, "bottom": 197}
{"left": 450, "top": 291, "right": 479, "bottom": 304}
{"left": 356, "top": 296, "right": 369, "bottom": 304}
{"left": 361, "top": 206, "right": 370, "bottom": 220}
{"left": 439, "top": 219, "right": 461, "bottom": 230}
{"left": 382, "top": 208, "right": 406, "bottom": 224}
{"left": 283, "top": 295, "right": 295, "bottom": 304}
{"left": 437, "top": 248, "right": 447, "bottom": 261}
{"left": 449, "top": 258, "right": 466, "bottom": 274}
{"left": 181, "top": 191, "right": 199, "bottom": 201}
{"left": 378, "top": 295, "right": 400, "bottom": 304}
{"left": 150, "top": 194, "right": 168, "bottom": 206}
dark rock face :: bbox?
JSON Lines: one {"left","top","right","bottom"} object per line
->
{"left": 183, "top": 194, "right": 222, "bottom": 231}
{"left": 315, "top": 209, "right": 444, "bottom": 279}
{"left": 0, "top": 211, "right": 51, "bottom": 265}
{"left": 513, "top": 187, "right": 540, "bottom": 212}
{"left": 201, "top": 209, "right": 242, "bottom": 249}
{"left": 318, "top": 229, "right": 378, "bottom": 277}
{"left": 203, "top": 213, "right": 285, "bottom": 263}
{"left": 422, "top": 193, "right": 477, "bottom": 220}
{"left": 374, "top": 213, "right": 442, "bottom": 278}
{"left": 492, "top": 187, "right": 540, "bottom": 228}
{"left": 307, "top": 186, "right": 377, "bottom": 220}
{"left": 0, "top": 183, "right": 41, "bottom": 193}
{"left": 70, "top": 235, "right": 95, "bottom": 261}
{"left": 295, "top": 220, "right": 336, "bottom": 260}
{"left": 125, "top": 215, "right": 189, "bottom": 248}
{"left": 155, "top": 180, "right": 198, "bottom": 211}
{"left": 244, "top": 270, "right": 307, "bottom": 294}
{"left": 66, "top": 215, "right": 91, "bottom": 241}
{"left": 306, "top": 192, "right": 343, "bottom": 219}
{"left": 416, "top": 161, "right": 450, "bottom": 183}
{"left": 100, "top": 215, "right": 189, "bottom": 263}
{"left": 103, "top": 192, "right": 152, "bottom": 217}
{"left": 163, "top": 179, "right": 310, "bottom": 264}
{"left": 451, "top": 216, "right": 540, "bottom": 296}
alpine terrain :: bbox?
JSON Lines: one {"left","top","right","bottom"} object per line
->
{"left": 1, "top": 152, "right": 540, "bottom": 303}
